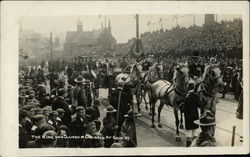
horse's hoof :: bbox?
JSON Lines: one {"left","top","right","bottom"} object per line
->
{"left": 138, "top": 109, "right": 141, "bottom": 113}
{"left": 151, "top": 124, "right": 156, "bottom": 128}
{"left": 145, "top": 106, "right": 148, "bottom": 110}
{"left": 179, "top": 124, "right": 184, "bottom": 129}
{"left": 158, "top": 124, "right": 163, "bottom": 128}
{"left": 175, "top": 136, "right": 181, "bottom": 142}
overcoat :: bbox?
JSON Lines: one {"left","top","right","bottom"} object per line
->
{"left": 183, "top": 91, "right": 199, "bottom": 130}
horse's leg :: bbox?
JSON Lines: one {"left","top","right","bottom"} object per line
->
{"left": 136, "top": 86, "right": 141, "bottom": 113}
{"left": 179, "top": 111, "right": 184, "bottom": 129}
{"left": 143, "top": 89, "right": 149, "bottom": 110}
{"left": 148, "top": 90, "right": 154, "bottom": 115}
{"left": 157, "top": 99, "right": 164, "bottom": 128}
{"left": 174, "top": 108, "right": 181, "bottom": 142}
{"left": 150, "top": 97, "right": 157, "bottom": 128}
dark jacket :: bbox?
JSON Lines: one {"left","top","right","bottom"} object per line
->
{"left": 183, "top": 91, "right": 199, "bottom": 130}
{"left": 52, "top": 97, "right": 72, "bottom": 127}
{"left": 68, "top": 116, "right": 87, "bottom": 147}
{"left": 188, "top": 63, "right": 204, "bottom": 79}
{"left": 101, "top": 115, "right": 117, "bottom": 148}
{"left": 109, "top": 87, "right": 132, "bottom": 129}
{"left": 19, "top": 124, "right": 30, "bottom": 148}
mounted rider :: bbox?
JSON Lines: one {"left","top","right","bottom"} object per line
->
{"left": 188, "top": 51, "right": 204, "bottom": 91}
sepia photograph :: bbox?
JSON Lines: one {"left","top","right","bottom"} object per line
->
{"left": 1, "top": 1, "right": 249, "bottom": 156}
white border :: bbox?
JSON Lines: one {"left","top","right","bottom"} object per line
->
{"left": 1, "top": 1, "right": 249, "bottom": 156}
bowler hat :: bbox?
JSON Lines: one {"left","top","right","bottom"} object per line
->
{"left": 104, "top": 105, "right": 117, "bottom": 113}
{"left": 194, "top": 110, "right": 216, "bottom": 126}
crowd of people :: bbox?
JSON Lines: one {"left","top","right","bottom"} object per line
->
{"left": 140, "top": 18, "right": 242, "bottom": 58}
{"left": 18, "top": 18, "right": 243, "bottom": 148}
{"left": 18, "top": 56, "right": 139, "bottom": 148}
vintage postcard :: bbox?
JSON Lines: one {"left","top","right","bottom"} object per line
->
{"left": 0, "top": 1, "right": 249, "bottom": 156}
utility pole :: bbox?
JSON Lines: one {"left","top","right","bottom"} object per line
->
{"left": 50, "top": 32, "right": 53, "bottom": 59}
{"left": 193, "top": 14, "right": 196, "bottom": 25}
{"left": 175, "top": 15, "right": 178, "bottom": 26}
{"left": 104, "top": 16, "right": 107, "bottom": 52}
{"left": 136, "top": 14, "right": 139, "bottom": 54}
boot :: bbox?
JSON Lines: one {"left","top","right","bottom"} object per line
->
{"left": 186, "top": 141, "right": 192, "bottom": 147}
{"left": 186, "top": 137, "right": 192, "bottom": 147}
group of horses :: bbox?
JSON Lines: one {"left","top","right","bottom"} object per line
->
{"left": 115, "top": 60, "right": 224, "bottom": 141}
{"left": 38, "top": 58, "right": 224, "bottom": 141}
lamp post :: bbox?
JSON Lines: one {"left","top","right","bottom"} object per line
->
{"left": 50, "top": 32, "right": 53, "bottom": 59}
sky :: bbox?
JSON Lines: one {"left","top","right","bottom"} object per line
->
{"left": 20, "top": 14, "right": 242, "bottom": 43}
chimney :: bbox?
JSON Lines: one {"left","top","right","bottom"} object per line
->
{"left": 77, "top": 18, "right": 83, "bottom": 32}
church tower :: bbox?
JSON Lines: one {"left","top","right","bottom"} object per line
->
{"left": 77, "top": 18, "right": 83, "bottom": 32}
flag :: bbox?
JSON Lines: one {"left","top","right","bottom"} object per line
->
{"left": 172, "top": 15, "right": 177, "bottom": 21}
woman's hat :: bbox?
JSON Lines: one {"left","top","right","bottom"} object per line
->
{"left": 194, "top": 110, "right": 216, "bottom": 126}
{"left": 74, "top": 75, "right": 85, "bottom": 83}
{"left": 104, "top": 105, "right": 117, "bottom": 113}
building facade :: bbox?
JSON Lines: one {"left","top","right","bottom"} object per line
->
{"left": 64, "top": 19, "right": 117, "bottom": 57}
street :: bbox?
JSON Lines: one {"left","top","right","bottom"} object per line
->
{"left": 98, "top": 88, "right": 243, "bottom": 147}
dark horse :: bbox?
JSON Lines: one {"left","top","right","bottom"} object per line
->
{"left": 150, "top": 62, "right": 190, "bottom": 141}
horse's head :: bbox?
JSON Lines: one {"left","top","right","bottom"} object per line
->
{"left": 148, "top": 62, "right": 164, "bottom": 81}
{"left": 155, "top": 62, "right": 164, "bottom": 79}
{"left": 175, "top": 61, "right": 190, "bottom": 88}
{"left": 130, "top": 63, "right": 143, "bottom": 81}
{"left": 208, "top": 66, "right": 224, "bottom": 90}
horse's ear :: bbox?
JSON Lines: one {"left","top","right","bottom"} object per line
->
{"left": 184, "top": 61, "right": 188, "bottom": 67}
{"left": 216, "top": 62, "right": 220, "bottom": 67}
{"left": 175, "top": 65, "right": 180, "bottom": 71}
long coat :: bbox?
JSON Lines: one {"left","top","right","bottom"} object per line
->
{"left": 109, "top": 87, "right": 132, "bottom": 132}
{"left": 183, "top": 91, "right": 199, "bottom": 130}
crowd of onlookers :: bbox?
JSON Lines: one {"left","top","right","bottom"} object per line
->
{"left": 19, "top": 64, "right": 137, "bottom": 148}
{"left": 140, "top": 19, "right": 242, "bottom": 56}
